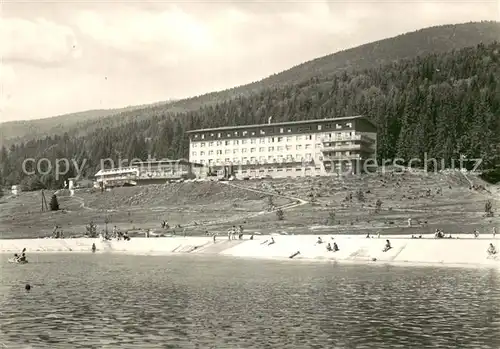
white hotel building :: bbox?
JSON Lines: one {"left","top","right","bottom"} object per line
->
{"left": 187, "top": 115, "right": 377, "bottom": 178}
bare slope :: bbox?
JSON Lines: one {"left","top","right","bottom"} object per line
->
{"left": 0, "top": 182, "right": 290, "bottom": 239}
{"left": 0, "top": 171, "right": 497, "bottom": 239}
{"left": 225, "top": 171, "right": 498, "bottom": 235}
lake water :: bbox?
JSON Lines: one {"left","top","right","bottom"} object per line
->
{"left": 1, "top": 254, "right": 499, "bottom": 349}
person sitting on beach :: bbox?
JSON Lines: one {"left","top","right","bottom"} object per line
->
{"left": 366, "top": 233, "right": 370, "bottom": 238}
{"left": 487, "top": 243, "right": 497, "bottom": 255}
{"left": 435, "top": 229, "right": 445, "bottom": 239}
{"left": 383, "top": 240, "right": 392, "bottom": 252}
{"left": 333, "top": 242, "right": 339, "bottom": 252}
{"left": 268, "top": 237, "right": 275, "bottom": 246}
{"left": 326, "top": 242, "right": 332, "bottom": 251}
{"left": 317, "top": 237, "right": 323, "bottom": 244}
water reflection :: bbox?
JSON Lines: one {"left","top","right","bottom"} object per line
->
{"left": 1, "top": 254, "right": 499, "bottom": 348}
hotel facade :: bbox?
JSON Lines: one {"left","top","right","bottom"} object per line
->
{"left": 94, "top": 160, "right": 204, "bottom": 187}
{"left": 187, "top": 115, "right": 377, "bottom": 179}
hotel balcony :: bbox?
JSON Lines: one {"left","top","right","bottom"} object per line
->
{"left": 322, "top": 154, "right": 363, "bottom": 161}
{"left": 322, "top": 134, "right": 374, "bottom": 144}
{"left": 321, "top": 144, "right": 362, "bottom": 152}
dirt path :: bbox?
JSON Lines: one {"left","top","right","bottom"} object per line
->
{"left": 221, "top": 181, "right": 309, "bottom": 209}
{"left": 183, "top": 181, "right": 310, "bottom": 230}
{"left": 70, "top": 196, "right": 95, "bottom": 211}
{"left": 461, "top": 172, "right": 500, "bottom": 203}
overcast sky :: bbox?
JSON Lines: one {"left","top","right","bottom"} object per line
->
{"left": 0, "top": 1, "right": 498, "bottom": 122}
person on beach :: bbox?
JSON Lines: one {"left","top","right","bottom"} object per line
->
{"left": 383, "top": 240, "right": 392, "bottom": 252}
{"left": 493, "top": 227, "right": 497, "bottom": 238}
{"left": 333, "top": 242, "right": 339, "bottom": 252}
{"left": 326, "top": 242, "right": 332, "bottom": 251}
{"left": 317, "top": 237, "right": 323, "bottom": 244}
{"left": 487, "top": 243, "right": 497, "bottom": 255}
{"left": 474, "top": 229, "right": 479, "bottom": 238}
{"left": 268, "top": 237, "right": 275, "bottom": 246}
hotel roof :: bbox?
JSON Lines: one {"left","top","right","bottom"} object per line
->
{"left": 186, "top": 115, "right": 372, "bottom": 133}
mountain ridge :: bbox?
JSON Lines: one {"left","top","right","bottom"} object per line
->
{"left": 1, "top": 20, "right": 499, "bottom": 145}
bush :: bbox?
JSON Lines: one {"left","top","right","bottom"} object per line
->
{"left": 276, "top": 208, "right": 284, "bottom": 220}
{"left": 356, "top": 189, "right": 365, "bottom": 202}
{"left": 485, "top": 200, "right": 494, "bottom": 217}
{"left": 49, "top": 194, "right": 59, "bottom": 211}
{"left": 86, "top": 221, "right": 98, "bottom": 238}
{"left": 327, "top": 211, "right": 336, "bottom": 225}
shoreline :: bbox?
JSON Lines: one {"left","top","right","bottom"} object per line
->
{"left": 1, "top": 234, "right": 499, "bottom": 268}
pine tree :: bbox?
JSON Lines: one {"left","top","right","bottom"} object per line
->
{"left": 50, "top": 194, "right": 59, "bottom": 211}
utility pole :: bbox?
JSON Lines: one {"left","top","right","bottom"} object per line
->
{"left": 41, "top": 190, "right": 49, "bottom": 212}
{"left": 104, "top": 216, "right": 109, "bottom": 236}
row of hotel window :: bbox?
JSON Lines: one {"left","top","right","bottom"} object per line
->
{"left": 191, "top": 132, "right": 355, "bottom": 146}
{"left": 192, "top": 144, "right": 322, "bottom": 156}
{"left": 192, "top": 123, "right": 353, "bottom": 139}
{"left": 195, "top": 152, "right": 353, "bottom": 165}
{"left": 236, "top": 167, "right": 323, "bottom": 174}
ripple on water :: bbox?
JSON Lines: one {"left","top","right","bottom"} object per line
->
{"left": 0, "top": 254, "right": 499, "bottom": 348}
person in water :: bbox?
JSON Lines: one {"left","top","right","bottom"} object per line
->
{"left": 487, "top": 243, "right": 497, "bottom": 255}
{"left": 18, "top": 253, "right": 26, "bottom": 262}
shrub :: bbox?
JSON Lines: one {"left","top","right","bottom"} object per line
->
{"left": 49, "top": 194, "right": 59, "bottom": 211}
{"left": 276, "top": 208, "right": 284, "bottom": 220}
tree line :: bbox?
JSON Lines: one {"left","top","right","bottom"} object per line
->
{"left": 1, "top": 42, "right": 499, "bottom": 190}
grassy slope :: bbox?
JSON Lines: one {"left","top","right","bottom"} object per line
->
{"left": 1, "top": 21, "right": 499, "bottom": 144}
{"left": 0, "top": 171, "right": 497, "bottom": 239}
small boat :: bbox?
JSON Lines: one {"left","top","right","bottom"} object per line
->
{"left": 8, "top": 258, "right": 28, "bottom": 264}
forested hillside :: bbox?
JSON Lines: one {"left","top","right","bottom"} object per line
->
{"left": 1, "top": 21, "right": 499, "bottom": 144}
{"left": 0, "top": 102, "right": 176, "bottom": 146}
{"left": 1, "top": 41, "right": 499, "bottom": 189}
